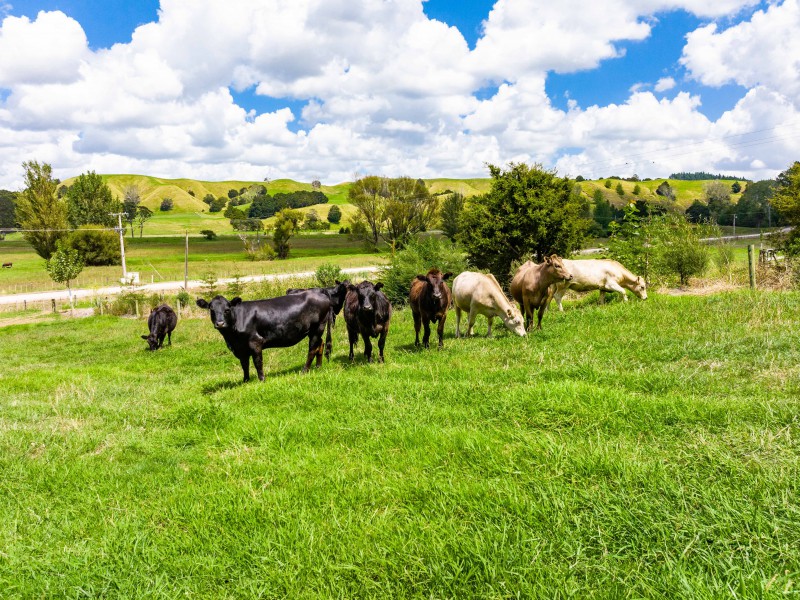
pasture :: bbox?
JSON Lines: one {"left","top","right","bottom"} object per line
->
{"left": 1, "top": 291, "right": 798, "bottom": 598}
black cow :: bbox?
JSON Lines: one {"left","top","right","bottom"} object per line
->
{"left": 286, "top": 280, "right": 350, "bottom": 359}
{"left": 196, "top": 293, "right": 332, "bottom": 382}
{"left": 343, "top": 280, "right": 392, "bottom": 363}
{"left": 141, "top": 304, "right": 177, "bottom": 351}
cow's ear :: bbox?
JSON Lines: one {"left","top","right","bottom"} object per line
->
{"left": 415, "top": 274, "right": 427, "bottom": 282}
{"left": 347, "top": 284, "right": 357, "bottom": 292}
{"left": 335, "top": 280, "right": 341, "bottom": 285}
{"left": 141, "top": 335, "right": 148, "bottom": 340}
{"left": 230, "top": 297, "right": 242, "bottom": 306}
{"left": 443, "top": 272, "right": 453, "bottom": 281}
{"left": 196, "top": 298, "right": 209, "bottom": 309}
{"left": 374, "top": 282, "right": 384, "bottom": 291}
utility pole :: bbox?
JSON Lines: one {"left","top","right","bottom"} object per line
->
{"left": 110, "top": 212, "right": 127, "bottom": 279}
{"left": 732, "top": 213, "right": 736, "bottom": 237}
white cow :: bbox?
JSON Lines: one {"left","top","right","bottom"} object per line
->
{"left": 452, "top": 271, "right": 526, "bottom": 337}
{"left": 549, "top": 259, "right": 647, "bottom": 311}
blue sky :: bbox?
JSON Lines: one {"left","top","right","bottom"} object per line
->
{"left": 0, "top": 0, "right": 798, "bottom": 187}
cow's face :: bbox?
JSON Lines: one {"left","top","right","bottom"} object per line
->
{"left": 632, "top": 276, "right": 647, "bottom": 300}
{"left": 544, "top": 255, "right": 573, "bottom": 281}
{"left": 349, "top": 281, "right": 383, "bottom": 313}
{"left": 416, "top": 270, "right": 452, "bottom": 302}
{"left": 141, "top": 333, "right": 159, "bottom": 351}
{"left": 502, "top": 307, "right": 527, "bottom": 337}
{"left": 196, "top": 295, "right": 242, "bottom": 330}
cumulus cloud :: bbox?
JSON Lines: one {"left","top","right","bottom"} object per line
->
{"left": 0, "top": 0, "right": 794, "bottom": 188}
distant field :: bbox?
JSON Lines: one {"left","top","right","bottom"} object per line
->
{"left": 1, "top": 291, "right": 798, "bottom": 597}
{"left": 580, "top": 178, "right": 744, "bottom": 210}
{"left": 0, "top": 234, "right": 386, "bottom": 294}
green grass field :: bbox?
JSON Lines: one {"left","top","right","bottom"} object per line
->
{"left": 1, "top": 291, "right": 798, "bottom": 597}
{"left": 0, "top": 235, "right": 385, "bottom": 294}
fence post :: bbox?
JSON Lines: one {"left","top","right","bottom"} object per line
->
{"left": 51, "top": 299, "right": 56, "bottom": 313}
{"left": 135, "top": 300, "right": 140, "bottom": 318}
{"left": 748, "top": 244, "right": 756, "bottom": 290}
{"left": 23, "top": 300, "right": 27, "bottom": 310}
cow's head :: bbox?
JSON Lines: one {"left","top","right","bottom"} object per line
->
{"left": 140, "top": 332, "right": 159, "bottom": 351}
{"left": 196, "top": 295, "right": 242, "bottom": 330}
{"left": 632, "top": 276, "right": 648, "bottom": 300}
{"left": 502, "top": 306, "right": 527, "bottom": 337}
{"left": 544, "top": 254, "right": 573, "bottom": 281}
{"left": 415, "top": 269, "right": 452, "bottom": 302}
{"left": 348, "top": 281, "right": 383, "bottom": 313}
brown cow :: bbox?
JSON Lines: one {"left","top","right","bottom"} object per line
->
{"left": 509, "top": 255, "right": 573, "bottom": 331}
{"left": 409, "top": 268, "right": 452, "bottom": 349}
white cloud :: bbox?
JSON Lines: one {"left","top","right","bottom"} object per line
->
{"left": 654, "top": 77, "right": 676, "bottom": 92}
{"left": 0, "top": 0, "right": 794, "bottom": 189}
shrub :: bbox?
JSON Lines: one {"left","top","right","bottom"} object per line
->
{"left": 199, "top": 229, "right": 217, "bottom": 240}
{"left": 615, "top": 182, "right": 625, "bottom": 196}
{"left": 327, "top": 204, "right": 342, "bottom": 224}
{"left": 315, "top": 263, "right": 343, "bottom": 287}
{"left": 380, "top": 236, "right": 467, "bottom": 306}
{"left": 160, "top": 197, "right": 173, "bottom": 211}
{"left": 199, "top": 271, "right": 219, "bottom": 299}
{"left": 225, "top": 271, "right": 246, "bottom": 299}
{"left": 604, "top": 179, "right": 612, "bottom": 189}
{"left": 107, "top": 291, "right": 161, "bottom": 317}
{"left": 176, "top": 289, "right": 191, "bottom": 308}
{"left": 68, "top": 225, "right": 121, "bottom": 266}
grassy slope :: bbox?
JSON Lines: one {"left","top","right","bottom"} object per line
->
{"left": 581, "top": 178, "right": 744, "bottom": 210}
{"left": 0, "top": 291, "right": 798, "bottom": 597}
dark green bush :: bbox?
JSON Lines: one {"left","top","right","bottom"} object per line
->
{"left": 68, "top": 225, "right": 120, "bottom": 266}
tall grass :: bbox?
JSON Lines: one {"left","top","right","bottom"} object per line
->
{"left": 1, "top": 291, "right": 798, "bottom": 597}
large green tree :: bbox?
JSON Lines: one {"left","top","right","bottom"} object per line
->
{"left": 459, "top": 163, "right": 591, "bottom": 279}
{"left": 770, "top": 161, "right": 800, "bottom": 254}
{"left": 439, "top": 191, "right": 465, "bottom": 241}
{"left": 0, "top": 190, "right": 16, "bottom": 230}
{"left": 15, "top": 161, "right": 68, "bottom": 259}
{"left": 348, "top": 175, "right": 387, "bottom": 249}
{"left": 735, "top": 179, "right": 778, "bottom": 228}
{"left": 382, "top": 177, "right": 438, "bottom": 249}
{"left": 272, "top": 209, "right": 303, "bottom": 259}
{"left": 46, "top": 241, "right": 85, "bottom": 310}
{"left": 65, "top": 171, "right": 118, "bottom": 228}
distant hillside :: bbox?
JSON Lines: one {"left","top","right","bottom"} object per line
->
{"left": 577, "top": 178, "right": 744, "bottom": 210}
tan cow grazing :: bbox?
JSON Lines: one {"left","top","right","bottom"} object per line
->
{"left": 409, "top": 268, "right": 452, "bottom": 349}
{"left": 549, "top": 259, "right": 647, "bottom": 311}
{"left": 509, "top": 255, "right": 573, "bottom": 331}
{"left": 452, "top": 271, "right": 526, "bottom": 338}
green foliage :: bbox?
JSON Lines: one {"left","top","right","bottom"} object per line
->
{"left": 685, "top": 199, "right": 711, "bottom": 223}
{"left": 459, "top": 163, "right": 591, "bottom": 281}
{"left": 771, "top": 161, "right": 800, "bottom": 255}
{"left": 382, "top": 178, "right": 438, "bottom": 249}
{"left": 704, "top": 181, "right": 733, "bottom": 224}
{"left": 592, "top": 190, "right": 619, "bottom": 236}
{"left": 199, "top": 271, "right": 219, "bottom": 299}
{"left": 608, "top": 203, "right": 655, "bottom": 282}
{"left": 67, "top": 225, "right": 121, "bottom": 266}
{"left": 348, "top": 176, "right": 385, "bottom": 249}
{"left": 176, "top": 289, "right": 191, "bottom": 308}
{"left": 654, "top": 214, "right": 711, "bottom": 286}
{"left": 65, "top": 171, "right": 117, "bottom": 228}
{"left": 45, "top": 241, "right": 84, "bottom": 307}
{"left": 731, "top": 181, "right": 742, "bottom": 194}
{"left": 105, "top": 290, "right": 159, "bottom": 316}
{"left": 203, "top": 193, "right": 215, "bottom": 205}
{"left": 123, "top": 185, "right": 141, "bottom": 239}
{"left": 160, "top": 197, "right": 174, "bottom": 211}
{"left": 327, "top": 204, "right": 342, "bottom": 224}
{"left": 227, "top": 189, "right": 239, "bottom": 199}
{"left": 0, "top": 189, "right": 16, "bottom": 229}
{"left": 135, "top": 206, "right": 153, "bottom": 237}
{"left": 655, "top": 181, "right": 676, "bottom": 201}
{"left": 380, "top": 236, "right": 467, "bottom": 306}
{"left": 735, "top": 180, "right": 778, "bottom": 228}
{"left": 225, "top": 271, "right": 246, "bottom": 299}
{"left": 632, "top": 183, "right": 641, "bottom": 196}
{"left": 199, "top": 229, "right": 217, "bottom": 240}
{"left": 714, "top": 242, "right": 736, "bottom": 284}
{"left": 615, "top": 182, "right": 625, "bottom": 197}
{"left": 272, "top": 209, "right": 303, "bottom": 259}
{"left": 440, "top": 191, "right": 465, "bottom": 241}
{"left": 208, "top": 196, "right": 227, "bottom": 213}
{"left": 16, "top": 160, "right": 68, "bottom": 259}
{"left": 224, "top": 205, "right": 246, "bottom": 220}
{"left": 604, "top": 179, "right": 612, "bottom": 189}
{"left": 315, "top": 262, "right": 343, "bottom": 287}
{"left": 670, "top": 171, "right": 750, "bottom": 181}
{"left": 231, "top": 217, "right": 263, "bottom": 232}
{"left": 302, "top": 209, "right": 329, "bottom": 231}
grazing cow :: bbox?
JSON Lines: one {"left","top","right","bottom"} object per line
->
{"left": 286, "top": 280, "right": 350, "bottom": 358}
{"left": 196, "top": 293, "right": 332, "bottom": 382}
{"left": 2, "top": 262, "right": 11, "bottom": 268}
{"left": 452, "top": 271, "right": 526, "bottom": 338}
{"left": 409, "top": 269, "right": 452, "bottom": 349}
{"left": 344, "top": 280, "right": 392, "bottom": 363}
{"left": 509, "top": 255, "right": 573, "bottom": 331}
{"left": 549, "top": 259, "right": 647, "bottom": 311}
{"left": 141, "top": 304, "right": 177, "bottom": 351}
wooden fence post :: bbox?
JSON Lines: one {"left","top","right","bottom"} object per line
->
{"left": 51, "top": 299, "right": 56, "bottom": 313}
{"left": 748, "top": 244, "right": 756, "bottom": 290}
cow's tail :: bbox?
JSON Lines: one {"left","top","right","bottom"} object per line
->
{"left": 324, "top": 311, "right": 333, "bottom": 361}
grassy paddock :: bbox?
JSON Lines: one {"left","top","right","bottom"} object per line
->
{"left": 1, "top": 291, "right": 799, "bottom": 598}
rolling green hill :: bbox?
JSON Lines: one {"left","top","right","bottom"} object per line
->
{"left": 579, "top": 177, "right": 744, "bottom": 210}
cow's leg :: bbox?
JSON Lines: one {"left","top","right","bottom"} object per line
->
{"left": 239, "top": 355, "right": 251, "bottom": 382}
{"left": 467, "top": 306, "right": 478, "bottom": 337}
{"left": 363, "top": 335, "right": 373, "bottom": 363}
{"left": 167, "top": 331, "right": 172, "bottom": 346}
{"left": 605, "top": 281, "right": 628, "bottom": 302}
{"left": 158, "top": 333, "right": 166, "bottom": 349}
{"left": 378, "top": 330, "right": 388, "bottom": 363}
{"left": 347, "top": 326, "right": 358, "bottom": 362}
{"left": 412, "top": 310, "right": 421, "bottom": 346}
{"left": 552, "top": 284, "right": 566, "bottom": 312}
{"left": 486, "top": 316, "right": 493, "bottom": 338}
{"left": 454, "top": 306, "right": 462, "bottom": 338}
{"left": 252, "top": 349, "right": 265, "bottom": 381}
{"left": 437, "top": 313, "right": 446, "bottom": 349}
{"left": 599, "top": 290, "right": 607, "bottom": 304}
{"left": 536, "top": 303, "right": 546, "bottom": 330}
{"left": 422, "top": 318, "right": 431, "bottom": 349}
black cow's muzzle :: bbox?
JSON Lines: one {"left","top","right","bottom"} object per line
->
{"left": 214, "top": 321, "right": 226, "bottom": 329}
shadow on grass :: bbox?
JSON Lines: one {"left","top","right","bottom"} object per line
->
{"left": 202, "top": 378, "right": 248, "bottom": 394}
